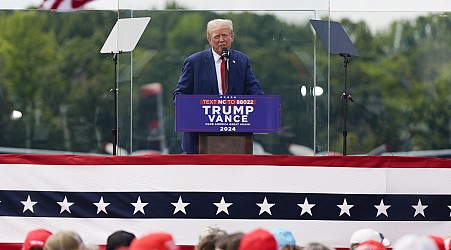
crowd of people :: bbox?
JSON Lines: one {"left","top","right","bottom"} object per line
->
{"left": 20, "top": 226, "right": 451, "bottom": 250}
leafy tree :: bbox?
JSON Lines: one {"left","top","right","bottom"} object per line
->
{"left": 0, "top": 11, "right": 65, "bottom": 149}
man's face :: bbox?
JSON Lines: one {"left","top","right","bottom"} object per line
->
{"left": 208, "top": 27, "right": 234, "bottom": 56}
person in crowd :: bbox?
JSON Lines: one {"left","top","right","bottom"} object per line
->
{"left": 270, "top": 227, "right": 297, "bottom": 250}
{"left": 85, "top": 245, "right": 100, "bottom": 250}
{"left": 106, "top": 230, "right": 136, "bottom": 250}
{"left": 173, "top": 18, "right": 265, "bottom": 154}
{"left": 22, "top": 228, "right": 53, "bottom": 250}
{"left": 214, "top": 232, "right": 244, "bottom": 250}
{"left": 215, "top": 234, "right": 229, "bottom": 250}
{"left": 44, "top": 231, "right": 85, "bottom": 250}
{"left": 129, "top": 232, "right": 178, "bottom": 250}
{"left": 303, "top": 242, "right": 335, "bottom": 250}
{"left": 349, "top": 228, "right": 390, "bottom": 250}
{"left": 354, "top": 240, "right": 386, "bottom": 250}
{"left": 428, "top": 235, "right": 446, "bottom": 250}
{"left": 238, "top": 228, "right": 277, "bottom": 250}
{"left": 392, "top": 234, "right": 438, "bottom": 250}
{"left": 197, "top": 225, "right": 228, "bottom": 250}
{"left": 223, "top": 232, "right": 244, "bottom": 250}
{"left": 444, "top": 237, "right": 451, "bottom": 250}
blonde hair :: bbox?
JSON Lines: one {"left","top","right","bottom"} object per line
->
{"left": 44, "top": 231, "right": 84, "bottom": 250}
{"left": 206, "top": 19, "right": 234, "bottom": 39}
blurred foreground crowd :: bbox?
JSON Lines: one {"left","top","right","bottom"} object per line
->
{"left": 20, "top": 226, "right": 451, "bottom": 250}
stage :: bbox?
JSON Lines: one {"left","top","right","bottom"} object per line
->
{"left": 0, "top": 154, "right": 450, "bottom": 249}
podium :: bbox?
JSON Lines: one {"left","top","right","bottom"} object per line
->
{"left": 199, "top": 132, "right": 253, "bottom": 154}
{"left": 175, "top": 95, "right": 280, "bottom": 154}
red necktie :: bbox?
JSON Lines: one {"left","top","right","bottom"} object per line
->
{"left": 221, "top": 57, "right": 228, "bottom": 95}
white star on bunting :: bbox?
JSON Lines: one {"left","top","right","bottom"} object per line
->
{"left": 131, "top": 196, "right": 148, "bottom": 215}
{"left": 57, "top": 196, "right": 74, "bottom": 214}
{"left": 297, "top": 197, "right": 316, "bottom": 216}
{"left": 374, "top": 199, "right": 391, "bottom": 217}
{"left": 213, "top": 196, "right": 233, "bottom": 215}
{"left": 412, "top": 199, "right": 428, "bottom": 217}
{"left": 171, "top": 196, "right": 190, "bottom": 215}
{"left": 21, "top": 195, "right": 37, "bottom": 213}
{"left": 337, "top": 198, "right": 354, "bottom": 217}
{"left": 93, "top": 196, "right": 110, "bottom": 214}
{"left": 256, "top": 197, "right": 275, "bottom": 215}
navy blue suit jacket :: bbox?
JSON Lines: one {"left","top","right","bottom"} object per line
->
{"left": 174, "top": 49, "right": 264, "bottom": 153}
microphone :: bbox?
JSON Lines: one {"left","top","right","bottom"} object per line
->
{"left": 221, "top": 47, "right": 229, "bottom": 59}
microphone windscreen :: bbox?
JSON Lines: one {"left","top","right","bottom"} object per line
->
{"left": 221, "top": 47, "right": 229, "bottom": 58}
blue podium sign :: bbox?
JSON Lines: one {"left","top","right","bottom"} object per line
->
{"left": 175, "top": 95, "right": 280, "bottom": 133}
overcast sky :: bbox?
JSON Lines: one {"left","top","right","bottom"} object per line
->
{"left": 2, "top": 0, "right": 451, "bottom": 31}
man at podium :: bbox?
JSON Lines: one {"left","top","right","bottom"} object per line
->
{"left": 173, "top": 18, "right": 264, "bottom": 154}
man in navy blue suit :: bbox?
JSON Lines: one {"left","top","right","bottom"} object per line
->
{"left": 174, "top": 18, "right": 264, "bottom": 154}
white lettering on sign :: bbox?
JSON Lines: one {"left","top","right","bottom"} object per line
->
{"left": 202, "top": 106, "right": 254, "bottom": 115}
{"left": 201, "top": 105, "right": 254, "bottom": 123}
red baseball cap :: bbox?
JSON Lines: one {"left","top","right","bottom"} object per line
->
{"left": 129, "top": 232, "right": 178, "bottom": 250}
{"left": 428, "top": 235, "right": 445, "bottom": 250}
{"left": 239, "top": 228, "right": 278, "bottom": 250}
{"left": 22, "top": 228, "right": 52, "bottom": 250}
{"left": 355, "top": 240, "right": 387, "bottom": 250}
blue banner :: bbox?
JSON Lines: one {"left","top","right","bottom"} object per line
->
{"left": 175, "top": 95, "right": 280, "bottom": 133}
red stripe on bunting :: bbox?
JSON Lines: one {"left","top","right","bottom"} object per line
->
{"left": 0, "top": 154, "right": 450, "bottom": 168}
